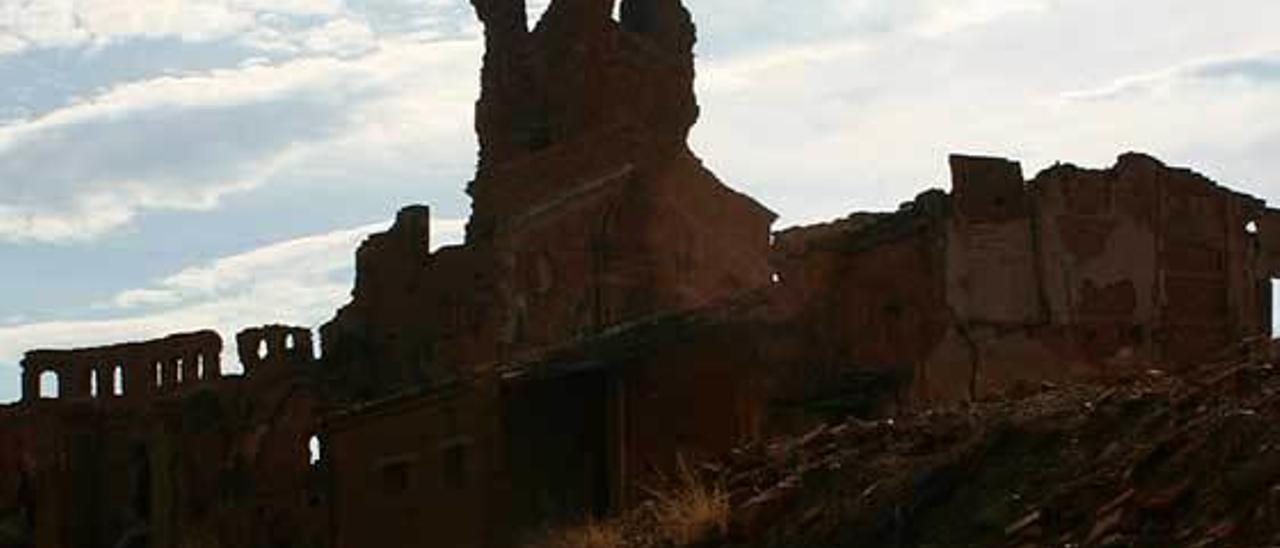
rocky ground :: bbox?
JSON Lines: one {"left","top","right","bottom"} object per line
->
{"left": 574, "top": 350, "right": 1280, "bottom": 547}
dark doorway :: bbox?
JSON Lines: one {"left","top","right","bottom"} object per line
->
{"left": 502, "top": 368, "right": 614, "bottom": 535}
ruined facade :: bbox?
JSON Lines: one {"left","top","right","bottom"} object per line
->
{"left": 771, "top": 153, "right": 1276, "bottom": 404}
{"left": 1, "top": 1, "right": 1277, "bottom": 547}
{"left": 320, "top": 0, "right": 774, "bottom": 402}
{"left": 0, "top": 328, "right": 325, "bottom": 548}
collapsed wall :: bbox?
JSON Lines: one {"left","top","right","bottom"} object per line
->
{"left": 772, "top": 153, "right": 1278, "bottom": 404}
{"left": 320, "top": 0, "right": 775, "bottom": 402}
{"left": 1, "top": 326, "right": 324, "bottom": 548}
{"left": 19, "top": 330, "right": 223, "bottom": 403}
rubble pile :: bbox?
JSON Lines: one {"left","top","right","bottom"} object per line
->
{"left": 709, "top": 352, "right": 1280, "bottom": 547}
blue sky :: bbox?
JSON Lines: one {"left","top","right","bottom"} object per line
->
{"left": 1, "top": 0, "right": 1279, "bottom": 403}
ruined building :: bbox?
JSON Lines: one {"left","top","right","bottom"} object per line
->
{"left": 1, "top": 1, "right": 1277, "bottom": 547}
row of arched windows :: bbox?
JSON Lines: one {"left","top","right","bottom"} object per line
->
{"left": 38, "top": 367, "right": 123, "bottom": 399}
{"left": 35, "top": 353, "right": 216, "bottom": 400}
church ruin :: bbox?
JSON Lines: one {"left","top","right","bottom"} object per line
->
{"left": 2, "top": 0, "right": 1277, "bottom": 546}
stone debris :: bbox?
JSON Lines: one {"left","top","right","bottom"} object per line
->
{"left": 677, "top": 353, "right": 1280, "bottom": 547}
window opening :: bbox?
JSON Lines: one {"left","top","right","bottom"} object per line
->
{"left": 39, "top": 370, "right": 59, "bottom": 399}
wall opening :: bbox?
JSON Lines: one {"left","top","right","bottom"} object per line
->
{"left": 129, "top": 444, "right": 152, "bottom": 520}
{"left": 503, "top": 370, "right": 614, "bottom": 529}
{"left": 1273, "top": 279, "right": 1279, "bottom": 337}
{"left": 285, "top": 333, "right": 296, "bottom": 351}
{"left": 524, "top": 0, "right": 621, "bottom": 31}
{"left": 380, "top": 462, "right": 410, "bottom": 495}
{"left": 16, "top": 472, "right": 33, "bottom": 539}
{"left": 257, "top": 339, "right": 269, "bottom": 360}
{"left": 525, "top": 0, "right": 550, "bottom": 32}
{"left": 154, "top": 362, "right": 163, "bottom": 388}
{"left": 196, "top": 355, "right": 205, "bottom": 380}
{"left": 308, "top": 435, "right": 322, "bottom": 466}
{"left": 39, "top": 370, "right": 59, "bottom": 399}
{"left": 1247, "top": 220, "right": 1260, "bottom": 235}
{"left": 176, "top": 359, "right": 185, "bottom": 384}
{"left": 443, "top": 444, "right": 469, "bottom": 489}
{"left": 113, "top": 367, "right": 124, "bottom": 396}
{"left": 90, "top": 369, "right": 99, "bottom": 398}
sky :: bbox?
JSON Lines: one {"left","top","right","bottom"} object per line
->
{"left": 1, "top": 0, "right": 1278, "bottom": 403}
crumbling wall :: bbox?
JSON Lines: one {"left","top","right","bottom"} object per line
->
{"left": 0, "top": 406, "right": 35, "bottom": 547}
{"left": 920, "top": 153, "right": 1276, "bottom": 399}
{"left": 4, "top": 326, "right": 325, "bottom": 548}
{"left": 20, "top": 330, "right": 223, "bottom": 404}
{"left": 326, "top": 383, "right": 500, "bottom": 548}
{"left": 767, "top": 191, "right": 950, "bottom": 412}
{"left": 236, "top": 324, "right": 315, "bottom": 375}
{"left": 321, "top": 207, "right": 502, "bottom": 400}
{"left": 946, "top": 155, "right": 1042, "bottom": 325}
{"left": 772, "top": 153, "right": 1276, "bottom": 404}
{"left": 321, "top": 0, "right": 774, "bottom": 402}
{"left": 470, "top": 0, "right": 697, "bottom": 170}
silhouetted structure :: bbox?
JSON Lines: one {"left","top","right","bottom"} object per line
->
{"left": 1, "top": 1, "right": 1277, "bottom": 547}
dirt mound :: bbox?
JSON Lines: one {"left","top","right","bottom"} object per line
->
{"left": 713, "top": 358, "right": 1280, "bottom": 547}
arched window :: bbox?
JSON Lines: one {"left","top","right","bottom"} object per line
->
{"left": 308, "top": 435, "right": 322, "bottom": 466}
{"left": 1273, "top": 279, "right": 1280, "bottom": 338}
{"left": 196, "top": 355, "right": 205, "bottom": 381}
{"left": 525, "top": 1, "right": 551, "bottom": 32}
{"left": 154, "top": 362, "right": 163, "bottom": 388}
{"left": 90, "top": 369, "right": 100, "bottom": 398}
{"left": 257, "top": 339, "right": 269, "bottom": 360}
{"left": 39, "top": 370, "right": 59, "bottom": 399}
{"left": 175, "top": 359, "right": 184, "bottom": 384}
{"left": 113, "top": 367, "right": 124, "bottom": 397}
{"left": 285, "top": 333, "right": 296, "bottom": 351}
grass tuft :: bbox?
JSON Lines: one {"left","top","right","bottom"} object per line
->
{"left": 525, "top": 518, "right": 626, "bottom": 548}
{"left": 648, "top": 456, "right": 730, "bottom": 546}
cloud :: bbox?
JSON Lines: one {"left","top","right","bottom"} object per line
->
{"left": 0, "top": 0, "right": 247, "bottom": 52}
{"left": 109, "top": 221, "right": 388, "bottom": 310}
{"left": 909, "top": 0, "right": 1048, "bottom": 38}
{"left": 0, "top": 0, "right": 477, "bottom": 59}
{"left": 0, "top": 0, "right": 1053, "bottom": 244}
{"left": 110, "top": 217, "right": 464, "bottom": 311}
{"left": 687, "top": 2, "right": 1280, "bottom": 227}
{"left": 0, "top": 0, "right": 359, "bottom": 55}
{"left": 687, "top": 0, "right": 1050, "bottom": 61}
{"left": 0, "top": 35, "right": 480, "bottom": 243}
{"left": 0, "top": 60, "right": 364, "bottom": 242}
{"left": 0, "top": 217, "right": 466, "bottom": 402}
{"left": 1062, "top": 51, "right": 1280, "bottom": 102}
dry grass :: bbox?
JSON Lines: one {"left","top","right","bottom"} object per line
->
{"left": 526, "top": 457, "right": 730, "bottom": 547}
{"left": 647, "top": 457, "right": 731, "bottom": 546}
{"left": 526, "top": 519, "right": 627, "bottom": 548}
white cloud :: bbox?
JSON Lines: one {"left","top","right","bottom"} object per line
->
{"left": 909, "top": 0, "right": 1049, "bottom": 38}
{"left": 0, "top": 0, "right": 248, "bottom": 52}
{"left": 688, "top": 1, "right": 1280, "bottom": 226}
{"left": 109, "top": 220, "right": 389, "bottom": 310}
{"left": 0, "top": 0, "right": 477, "bottom": 60}
{"left": 0, "top": 0, "right": 368, "bottom": 55}
{"left": 0, "top": 217, "right": 467, "bottom": 402}
{"left": 1062, "top": 50, "right": 1280, "bottom": 101}
{"left": 0, "top": 35, "right": 480, "bottom": 243}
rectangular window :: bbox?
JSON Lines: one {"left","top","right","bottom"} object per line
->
{"left": 380, "top": 461, "right": 411, "bottom": 495}
{"left": 442, "top": 444, "right": 468, "bottom": 489}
